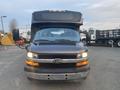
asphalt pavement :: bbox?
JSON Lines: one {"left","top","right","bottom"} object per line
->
{"left": 0, "top": 46, "right": 120, "bottom": 90}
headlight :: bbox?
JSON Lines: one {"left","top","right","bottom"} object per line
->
{"left": 27, "top": 52, "right": 38, "bottom": 58}
{"left": 77, "top": 52, "right": 88, "bottom": 58}
{"left": 82, "top": 52, "right": 88, "bottom": 58}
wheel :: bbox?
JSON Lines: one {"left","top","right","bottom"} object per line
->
{"left": 108, "top": 40, "right": 114, "bottom": 44}
{"left": 117, "top": 40, "right": 120, "bottom": 47}
{"left": 108, "top": 40, "right": 114, "bottom": 47}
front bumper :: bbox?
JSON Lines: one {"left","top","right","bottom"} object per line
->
{"left": 25, "top": 57, "right": 90, "bottom": 80}
{"left": 24, "top": 64, "right": 90, "bottom": 80}
{"left": 25, "top": 71, "right": 89, "bottom": 80}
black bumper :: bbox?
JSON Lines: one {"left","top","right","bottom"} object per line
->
{"left": 24, "top": 65, "right": 90, "bottom": 80}
{"left": 24, "top": 64, "right": 90, "bottom": 73}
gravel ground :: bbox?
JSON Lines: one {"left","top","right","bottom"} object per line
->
{"left": 0, "top": 46, "right": 120, "bottom": 90}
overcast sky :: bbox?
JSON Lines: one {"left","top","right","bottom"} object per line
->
{"left": 0, "top": 0, "right": 120, "bottom": 32}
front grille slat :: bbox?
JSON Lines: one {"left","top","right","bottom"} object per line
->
{"left": 38, "top": 54, "right": 76, "bottom": 59}
{"left": 38, "top": 54, "right": 77, "bottom": 68}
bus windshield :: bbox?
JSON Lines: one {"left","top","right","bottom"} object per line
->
{"left": 33, "top": 28, "right": 80, "bottom": 43}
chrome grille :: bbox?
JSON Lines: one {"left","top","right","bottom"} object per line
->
{"left": 38, "top": 54, "right": 76, "bottom": 59}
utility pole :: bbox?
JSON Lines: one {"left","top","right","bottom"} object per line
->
{"left": 0, "top": 16, "right": 7, "bottom": 34}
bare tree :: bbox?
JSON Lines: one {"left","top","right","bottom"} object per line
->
{"left": 9, "top": 19, "right": 18, "bottom": 32}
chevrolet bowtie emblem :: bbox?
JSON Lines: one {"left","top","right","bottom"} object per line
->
{"left": 53, "top": 58, "right": 62, "bottom": 64}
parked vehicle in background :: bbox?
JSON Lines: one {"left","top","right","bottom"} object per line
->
{"left": 24, "top": 10, "right": 90, "bottom": 81}
{"left": 12, "top": 29, "right": 26, "bottom": 49}
{"left": 88, "top": 29, "right": 120, "bottom": 47}
{"left": 15, "top": 37, "right": 26, "bottom": 49}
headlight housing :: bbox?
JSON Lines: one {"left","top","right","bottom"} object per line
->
{"left": 27, "top": 52, "right": 38, "bottom": 58}
{"left": 77, "top": 52, "right": 88, "bottom": 58}
{"left": 82, "top": 52, "right": 88, "bottom": 58}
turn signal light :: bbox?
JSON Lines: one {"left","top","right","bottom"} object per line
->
{"left": 76, "top": 60, "right": 89, "bottom": 67}
{"left": 25, "top": 60, "right": 39, "bottom": 67}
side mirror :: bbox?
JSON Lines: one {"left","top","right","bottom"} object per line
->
{"left": 81, "top": 39, "right": 87, "bottom": 46}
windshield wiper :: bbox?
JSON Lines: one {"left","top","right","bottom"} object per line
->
{"left": 33, "top": 39, "right": 78, "bottom": 44}
{"left": 54, "top": 39, "right": 77, "bottom": 43}
{"left": 33, "top": 39, "right": 52, "bottom": 43}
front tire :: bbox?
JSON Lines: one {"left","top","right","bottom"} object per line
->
{"left": 108, "top": 40, "right": 114, "bottom": 47}
{"left": 117, "top": 40, "right": 120, "bottom": 47}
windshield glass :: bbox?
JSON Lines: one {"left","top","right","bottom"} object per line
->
{"left": 33, "top": 28, "right": 80, "bottom": 43}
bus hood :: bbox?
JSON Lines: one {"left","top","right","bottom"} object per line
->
{"left": 28, "top": 43, "right": 86, "bottom": 54}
